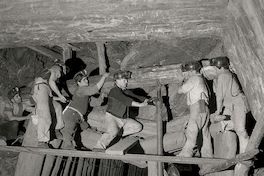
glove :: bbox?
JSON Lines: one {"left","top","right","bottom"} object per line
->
{"left": 147, "top": 97, "right": 159, "bottom": 106}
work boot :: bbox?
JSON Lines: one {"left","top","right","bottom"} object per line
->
{"left": 61, "top": 142, "right": 75, "bottom": 150}
{"left": 49, "top": 139, "right": 62, "bottom": 149}
{"left": 55, "top": 130, "right": 63, "bottom": 140}
{"left": 177, "top": 147, "right": 193, "bottom": 157}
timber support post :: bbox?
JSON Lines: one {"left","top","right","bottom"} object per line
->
{"left": 148, "top": 81, "right": 164, "bottom": 176}
{"left": 61, "top": 44, "right": 72, "bottom": 63}
{"left": 96, "top": 42, "right": 107, "bottom": 75}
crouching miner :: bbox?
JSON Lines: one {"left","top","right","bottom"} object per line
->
{"left": 61, "top": 70, "right": 109, "bottom": 149}
{"left": 177, "top": 61, "right": 213, "bottom": 158}
{"left": 94, "top": 70, "right": 149, "bottom": 150}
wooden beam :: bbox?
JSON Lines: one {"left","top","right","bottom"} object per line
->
{"left": 0, "top": 0, "right": 228, "bottom": 47}
{"left": 61, "top": 44, "right": 72, "bottom": 62}
{"left": 27, "top": 46, "right": 62, "bottom": 60}
{"left": 66, "top": 44, "right": 81, "bottom": 51}
{"left": 105, "top": 137, "right": 139, "bottom": 155}
{"left": 156, "top": 83, "right": 164, "bottom": 176}
{"left": 14, "top": 121, "right": 44, "bottom": 176}
{"left": 68, "top": 63, "right": 184, "bottom": 97}
{"left": 51, "top": 157, "right": 63, "bottom": 176}
{"left": 76, "top": 158, "right": 84, "bottom": 176}
{"left": 41, "top": 156, "right": 56, "bottom": 176}
{"left": 0, "top": 145, "right": 229, "bottom": 165}
{"left": 87, "top": 64, "right": 184, "bottom": 91}
{"left": 199, "top": 149, "right": 259, "bottom": 175}
{"left": 96, "top": 42, "right": 107, "bottom": 75}
{"left": 148, "top": 162, "right": 159, "bottom": 176}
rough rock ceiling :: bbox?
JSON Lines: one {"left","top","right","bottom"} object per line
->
{"left": 0, "top": 0, "right": 228, "bottom": 47}
{"left": 0, "top": 0, "right": 227, "bottom": 95}
{"left": 71, "top": 38, "right": 222, "bottom": 72}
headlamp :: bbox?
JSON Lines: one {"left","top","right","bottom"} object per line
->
{"left": 113, "top": 70, "right": 132, "bottom": 80}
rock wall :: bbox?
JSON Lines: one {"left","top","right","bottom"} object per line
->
{"left": 224, "top": 0, "right": 264, "bottom": 122}
{"left": 224, "top": 0, "right": 264, "bottom": 175}
{"left": 0, "top": 48, "right": 53, "bottom": 96}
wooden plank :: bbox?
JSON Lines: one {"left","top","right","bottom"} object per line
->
{"left": 61, "top": 45, "right": 72, "bottom": 62}
{"left": 41, "top": 155, "right": 56, "bottom": 176}
{"left": 148, "top": 162, "right": 158, "bottom": 176}
{"left": 14, "top": 120, "right": 45, "bottom": 176}
{"left": 96, "top": 42, "right": 107, "bottom": 75}
{"left": 0, "top": 145, "right": 229, "bottom": 165}
{"left": 85, "top": 63, "right": 184, "bottom": 91}
{"left": 199, "top": 149, "right": 259, "bottom": 175}
{"left": 156, "top": 83, "right": 164, "bottom": 176}
{"left": 62, "top": 44, "right": 81, "bottom": 51}
{"left": 63, "top": 157, "right": 73, "bottom": 176}
{"left": 0, "top": 0, "right": 228, "bottom": 47}
{"left": 27, "top": 46, "right": 62, "bottom": 60}
{"left": 105, "top": 137, "right": 139, "bottom": 155}
{"left": 81, "top": 158, "right": 89, "bottom": 176}
{"left": 69, "top": 157, "right": 77, "bottom": 176}
{"left": 51, "top": 156, "right": 63, "bottom": 176}
{"left": 76, "top": 158, "right": 84, "bottom": 176}
{"left": 87, "top": 159, "right": 96, "bottom": 176}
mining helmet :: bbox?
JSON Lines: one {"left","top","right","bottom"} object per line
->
{"left": 210, "top": 57, "right": 229, "bottom": 69}
{"left": 181, "top": 61, "right": 201, "bottom": 72}
{"left": 73, "top": 70, "right": 88, "bottom": 83}
{"left": 113, "top": 70, "right": 132, "bottom": 80}
{"left": 7, "top": 87, "right": 20, "bottom": 100}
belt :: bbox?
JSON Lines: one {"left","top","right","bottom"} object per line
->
{"left": 63, "top": 105, "right": 84, "bottom": 121}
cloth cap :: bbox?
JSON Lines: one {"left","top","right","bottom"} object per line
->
{"left": 210, "top": 57, "right": 229, "bottom": 69}
{"left": 7, "top": 87, "right": 20, "bottom": 100}
{"left": 73, "top": 70, "right": 88, "bottom": 83}
{"left": 181, "top": 61, "right": 201, "bottom": 72}
{"left": 113, "top": 70, "right": 131, "bottom": 80}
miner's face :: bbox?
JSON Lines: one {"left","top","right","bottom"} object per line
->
{"left": 55, "top": 69, "right": 62, "bottom": 79}
{"left": 182, "top": 71, "right": 190, "bottom": 78}
{"left": 12, "top": 94, "right": 22, "bottom": 103}
{"left": 78, "top": 76, "right": 89, "bottom": 87}
{"left": 200, "top": 66, "right": 218, "bottom": 80}
{"left": 115, "top": 78, "right": 128, "bottom": 89}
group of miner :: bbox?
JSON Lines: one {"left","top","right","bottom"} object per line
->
{"left": 0, "top": 56, "right": 250, "bottom": 163}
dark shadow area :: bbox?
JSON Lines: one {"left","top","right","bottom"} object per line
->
{"left": 49, "top": 97, "right": 57, "bottom": 141}
{"left": 163, "top": 85, "right": 173, "bottom": 122}
{"left": 104, "top": 45, "right": 110, "bottom": 73}
{"left": 205, "top": 79, "right": 217, "bottom": 114}
{"left": 64, "top": 52, "right": 87, "bottom": 80}
{"left": 89, "top": 67, "right": 99, "bottom": 76}
{"left": 55, "top": 53, "right": 87, "bottom": 100}
{"left": 169, "top": 164, "right": 200, "bottom": 176}
{"left": 125, "top": 88, "right": 150, "bottom": 119}
{"left": 254, "top": 138, "right": 264, "bottom": 169}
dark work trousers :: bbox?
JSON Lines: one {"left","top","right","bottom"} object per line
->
{"left": 61, "top": 108, "right": 82, "bottom": 149}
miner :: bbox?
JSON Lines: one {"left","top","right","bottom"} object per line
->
{"left": 32, "top": 64, "right": 65, "bottom": 147}
{"left": 61, "top": 70, "right": 109, "bottom": 149}
{"left": 177, "top": 61, "right": 213, "bottom": 157}
{"left": 94, "top": 70, "right": 149, "bottom": 151}
{"left": 201, "top": 57, "right": 249, "bottom": 154}
{"left": 0, "top": 87, "right": 34, "bottom": 145}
